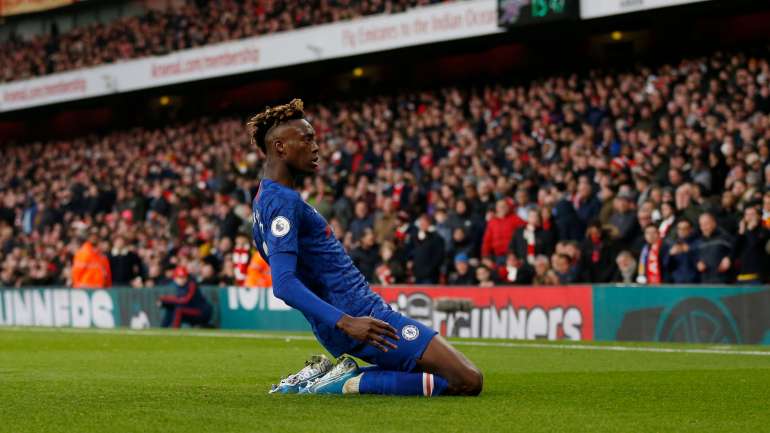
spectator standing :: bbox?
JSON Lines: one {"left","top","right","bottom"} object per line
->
{"left": 446, "top": 227, "right": 474, "bottom": 267}
{"left": 636, "top": 225, "right": 665, "bottom": 284}
{"left": 108, "top": 235, "right": 142, "bottom": 286}
{"left": 408, "top": 215, "right": 445, "bottom": 284}
{"left": 579, "top": 222, "right": 617, "bottom": 283}
{"left": 662, "top": 219, "right": 699, "bottom": 284}
{"left": 232, "top": 233, "right": 252, "bottom": 286}
{"left": 331, "top": 185, "right": 355, "bottom": 229}
{"left": 675, "top": 184, "right": 703, "bottom": 225}
{"left": 551, "top": 185, "right": 583, "bottom": 241}
{"left": 373, "top": 198, "right": 399, "bottom": 245}
{"left": 658, "top": 201, "right": 677, "bottom": 240}
{"left": 762, "top": 191, "right": 770, "bottom": 228}
{"left": 351, "top": 229, "right": 380, "bottom": 283}
{"left": 608, "top": 190, "right": 640, "bottom": 245}
{"left": 734, "top": 206, "right": 769, "bottom": 284}
{"left": 71, "top": 231, "right": 111, "bottom": 289}
{"left": 694, "top": 212, "right": 734, "bottom": 284}
{"left": 245, "top": 251, "right": 272, "bottom": 288}
{"left": 447, "top": 199, "right": 484, "bottom": 257}
{"left": 514, "top": 187, "right": 535, "bottom": 221}
{"left": 481, "top": 199, "right": 524, "bottom": 265}
{"left": 349, "top": 200, "right": 374, "bottom": 241}
{"left": 509, "top": 209, "right": 556, "bottom": 266}
{"left": 574, "top": 176, "right": 601, "bottom": 227}
{"left": 374, "top": 241, "right": 405, "bottom": 285}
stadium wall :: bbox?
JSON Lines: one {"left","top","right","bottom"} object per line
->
{"left": 1, "top": 285, "right": 768, "bottom": 345}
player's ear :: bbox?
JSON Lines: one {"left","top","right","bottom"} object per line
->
{"left": 273, "top": 139, "right": 285, "bottom": 157}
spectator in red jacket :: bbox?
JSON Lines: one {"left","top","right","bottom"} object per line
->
{"left": 481, "top": 199, "right": 525, "bottom": 265}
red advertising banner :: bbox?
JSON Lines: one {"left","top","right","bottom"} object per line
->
{"left": 373, "top": 285, "right": 594, "bottom": 341}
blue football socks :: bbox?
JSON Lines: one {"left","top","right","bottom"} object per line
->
{"left": 357, "top": 367, "right": 448, "bottom": 397}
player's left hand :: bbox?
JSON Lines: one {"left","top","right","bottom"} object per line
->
{"left": 336, "top": 315, "right": 399, "bottom": 352}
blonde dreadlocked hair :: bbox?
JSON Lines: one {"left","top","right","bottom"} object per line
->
{"left": 247, "top": 98, "right": 305, "bottom": 153}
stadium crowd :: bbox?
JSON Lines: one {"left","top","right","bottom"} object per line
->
{"left": 0, "top": 0, "right": 454, "bottom": 83}
{"left": 2, "top": 47, "right": 770, "bottom": 288}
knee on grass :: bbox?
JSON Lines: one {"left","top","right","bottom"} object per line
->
{"left": 449, "top": 367, "right": 483, "bottom": 396}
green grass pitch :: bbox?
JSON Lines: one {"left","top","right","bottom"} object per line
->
{"left": 1, "top": 328, "right": 769, "bottom": 433}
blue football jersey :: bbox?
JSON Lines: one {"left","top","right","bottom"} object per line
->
{"left": 252, "top": 178, "right": 386, "bottom": 356}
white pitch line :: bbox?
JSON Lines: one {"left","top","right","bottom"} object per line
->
{"left": 4, "top": 326, "right": 770, "bottom": 357}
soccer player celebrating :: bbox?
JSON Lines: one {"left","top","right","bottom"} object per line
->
{"left": 248, "top": 99, "right": 482, "bottom": 396}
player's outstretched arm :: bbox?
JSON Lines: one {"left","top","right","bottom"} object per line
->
{"left": 271, "top": 252, "right": 398, "bottom": 352}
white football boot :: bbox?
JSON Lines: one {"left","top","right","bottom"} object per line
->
{"left": 299, "top": 356, "right": 361, "bottom": 395}
{"left": 269, "top": 354, "right": 333, "bottom": 394}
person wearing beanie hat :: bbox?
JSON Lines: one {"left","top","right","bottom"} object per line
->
{"left": 447, "top": 253, "right": 477, "bottom": 286}
{"left": 157, "top": 266, "right": 213, "bottom": 328}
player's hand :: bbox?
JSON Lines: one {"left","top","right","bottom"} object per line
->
{"left": 336, "top": 314, "right": 399, "bottom": 352}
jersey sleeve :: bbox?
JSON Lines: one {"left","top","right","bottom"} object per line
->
{"left": 261, "top": 193, "right": 301, "bottom": 257}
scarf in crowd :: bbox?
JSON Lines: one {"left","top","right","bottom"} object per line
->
{"left": 659, "top": 216, "right": 675, "bottom": 238}
{"left": 524, "top": 227, "right": 536, "bottom": 264}
{"left": 637, "top": 240, "right": 662, "bottom": 284}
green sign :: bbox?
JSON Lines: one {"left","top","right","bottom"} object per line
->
{"left": 594, "top": 285, "right": 770, "bottom": 344}
{"left": 219, "top": 287, "right": 309, "bottom": 331}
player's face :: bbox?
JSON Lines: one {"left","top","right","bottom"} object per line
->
{"left": 282, "top": 119, "right": 319, "bottom": 174}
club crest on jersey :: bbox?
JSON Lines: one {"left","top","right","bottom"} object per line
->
{"left": 401, "top": 325, "right": 419, "bottom": 341}
{"left": 271, "top": 216, "right": 291, "bottom": 237}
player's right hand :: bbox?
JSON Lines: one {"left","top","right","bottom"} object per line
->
{"left": 336, "top": 314, "right": 399, "bottom": 352}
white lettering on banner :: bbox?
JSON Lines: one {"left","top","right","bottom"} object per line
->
{"left": 91, "top": 290, "right": 115, "bottom": 328}
{"left": 53, "top": 289, "right": 70, "bottom": 327}
{"left": 32, "top": 290, "right": 53, "bottom": 326}
{"left": 71, "top": 290, "right": 91, "bottom": 328}
{"left": 390, "top": 293, "right": 585, "bottom": 341}
{"left": 563, "top": 308, "right": 582, "bottom": 340}
{"left": 2, "top": 78, "right": 86, "bottom": 104}
{"left": 226, "top": 287, "right": 290, "bottom": 312}
{"left": 0, "top": 0, "right": 500, "bottom": 113}
{"left": 0, "top": 289, "right": 115, "bottom": 328}
{"left": 526, "top": 308, "right": 547, "bottom": 339}
{"left": 0, "top": 292, "right": 10, "bottom": 325}
{"left": 580, "top": 0, "right": 711, "bottom": 19}
{"left": 227, "top": 287, "right": 239, "bottom": 310}
{"left": 267, "top": 290, "right": 291, "bottom": 311}
{"left": 150, "top": 47, "right": 260, "bottom": 79}
{"left": 547, "top": 307, "right": 563, "bottom": 340}
{"left": 12, "top": 290, "right": 33, "bottom": 325}
{"left": 237, "top": 288, "right": 260, "bottom": 310}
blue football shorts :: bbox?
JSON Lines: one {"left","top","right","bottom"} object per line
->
{"left": 348, "top": 308, "right": 438, "bottom": 372}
